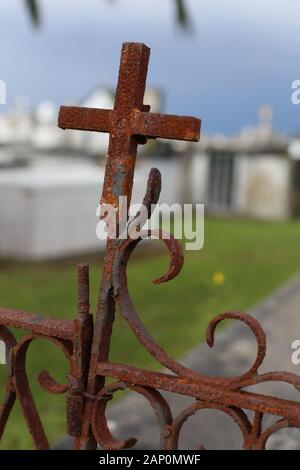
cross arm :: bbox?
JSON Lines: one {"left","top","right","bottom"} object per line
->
{"left": 132, "top": 112, "right": 201, "bottom": 142}
{"left": 58, "top": 106, "right": 112, "bottom": 133}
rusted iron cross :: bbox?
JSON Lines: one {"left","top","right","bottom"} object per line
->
{"left": 2, "top": 41, "right": 300, "bottom": 452}
{"left": 58, "top": 42, "right": 200, "bottom": 210}
{"left": 58, "top": 42, "right": 201, "bottom": 449}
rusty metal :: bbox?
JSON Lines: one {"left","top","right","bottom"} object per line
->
{"left": 1, "top": 42, "right": 300, "bottom": 450}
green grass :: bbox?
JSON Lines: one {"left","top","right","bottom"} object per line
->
{"left": 1, "top": 217, "right": 300, "bottom": 449}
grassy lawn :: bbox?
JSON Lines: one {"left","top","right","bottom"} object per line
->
{"left": 1, "top": 217, "right": 300, "bottom": 449}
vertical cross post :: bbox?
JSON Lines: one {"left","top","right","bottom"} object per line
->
{"left": 58, "top": 42, "right": 201, "bottom": 448}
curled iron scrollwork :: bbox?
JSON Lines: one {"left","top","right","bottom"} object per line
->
{"left": 1, "top": 167, "right": 300, "bottom": 450}
{"left": 92, "top": 168, "right": 300, "bottom": 450}
{"left": 0, "top": 329, "right": 73, "bottom": 449}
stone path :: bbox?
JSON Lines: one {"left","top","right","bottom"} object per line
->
{"left": 58, "top": 274, "right": 300, "bottom": 450}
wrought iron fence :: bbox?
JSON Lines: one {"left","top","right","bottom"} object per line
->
{"left": 1, "top": 42, "right": 300, "bottom": 450}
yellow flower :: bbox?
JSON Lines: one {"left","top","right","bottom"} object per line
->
{"left": 213, "top": 271, "right": 225, "bottom": 286}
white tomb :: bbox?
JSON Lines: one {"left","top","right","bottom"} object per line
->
{"left": 0, "top": 162, "right": 106, "bottom": 260}
{"left": 0, "top": 157, "right": 180, "bottom": 260}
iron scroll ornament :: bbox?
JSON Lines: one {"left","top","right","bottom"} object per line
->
{"left": 1, "top": 42, "right": 300, "bottom": 450}
{"left": 1, "top": 168, "right": 300, "bottom": 449}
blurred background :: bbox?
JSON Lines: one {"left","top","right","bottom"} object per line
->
{"left": 1, "top": 0, "right": 300, "bottom": 450}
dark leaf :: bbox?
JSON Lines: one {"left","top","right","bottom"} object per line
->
{"left": 25, "top": 0, "right": 40, "bottom": 26}
{"left": 23, "top": 0, "right": 189, "bottom": 30}
{"left": 174, "top": 0, "right": 192, "bottom": 29}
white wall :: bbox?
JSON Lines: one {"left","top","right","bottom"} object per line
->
{"left": 188, "top": 152, "right": 291, "bottom": 220}
{"left": 135, "top": 157, "right": 181, "bottom": 205}
{"left": 0, "top": 158, "right": 179, "bottom": 260}
{"left": 0, "top": 152, "right": 291, "bottom": 261}
{"left": 0, "top": 166, "right": 106, "bottom": 260}
{"left": 235, "top": 154, "right": 290, "bottom": 220}
{"left": 190, "top": 153, "right": 209, "bottom": 203}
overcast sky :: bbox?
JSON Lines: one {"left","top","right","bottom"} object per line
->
{"left": 0, "top": 0, "right": 299, "bottom": 134}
